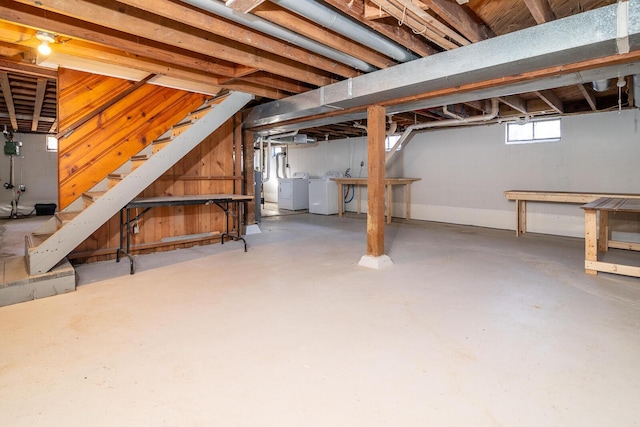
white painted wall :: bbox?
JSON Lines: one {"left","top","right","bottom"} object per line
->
{"left": 0, "top": 133, "right": 58, "bottom": 216}
{"left": 265, "top": 109, "right": 640, "bottom": 238}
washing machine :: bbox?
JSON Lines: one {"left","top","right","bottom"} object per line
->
{"left": 308, "top": 171, "right": 343, "bottom": 215}
{"left": 278, "top": 172, "right": 310, "bottom": 210}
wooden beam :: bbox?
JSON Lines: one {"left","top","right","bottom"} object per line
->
{"left": 242, "top": 129, "right": 255, "bottom": 225}
{"left": 577, "top": 84, "right": 597, "bottom": 111}
{"left": 0, "top": 58, "right": 57, "bottom": 80}
{"left": 220, "top": 71, "right": 309, "bottom": 95}
{"left": 0, "top": 71, "right": 18, "bottom": 130}
{"left": 31, "top": 77, "right": 47, "bottom": 132}
{"left": 116, "top": 0, "right": 359, "bottom": 78}
{"left": 523, "top": 0, "right": 556, "bottom": 24}
{"left": 534, "top": 89, "right": 563, "bottom": 113}
{"left": 10, "top": 0, "right": 335, "bottom": 87}
{"left": 419, "top": 0, "right": 494, "bottom": 42}
{"left": 321, "top": 0, "right": 437, "bottom": 57}
{"left": 251, "top": 2, "right": 395, "bottom": 69}
{"left": 498, "top": 95, "right": 528, "bottom": 114}
{"left": 0, "top": 7, "right": 238, "bottom": 78}
{"left": 226, "top": 0, "right": 266, "bottom": 14}
{"left": 364, "top": 0, "right": 427, "bottom": 20}
{"left": 366, "top": 105, "right": 386, "bottom": 257}
{"left": 391, "top": 0, "right": 469, "bottom": 46}
{"left": 368, "top": 0, "right": 461, "bottom": 50}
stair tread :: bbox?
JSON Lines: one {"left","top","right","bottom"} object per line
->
{"left": 82, "top": 191, "right": 106, "bottom": 200}
{"left": 55, "top": 211, "right": 81, "bottom": 224}
{"left": 153, "top": 136, "right": 173, "bottom": 144}
{"left": 173, "top": 119, "right": 195, "bottom": 129}
{"left": 27, "top": 232, "right": 53, "bottom": 249}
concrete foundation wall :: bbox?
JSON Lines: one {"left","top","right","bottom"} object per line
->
{"left": 271, "top": 109, "right": 640, "bottom": 238}
{"left": 0, "top": 133, "right": 58, "bottom": 216}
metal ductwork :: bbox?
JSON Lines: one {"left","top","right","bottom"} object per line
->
{"left": 592, "top": 79, "right": 612, "bottom": 92}
{"left": 179, "top": 0, "right": 377, "bottom": 72}
{"left": 269, "top": 0, "right": 417, "bottom": 63}
{"left": 246, "top": 0, "right": 640, "bottom": 133}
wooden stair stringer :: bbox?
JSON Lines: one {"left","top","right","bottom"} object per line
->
{"left": 26, "top": 91, "right": 253, "bottom": 275}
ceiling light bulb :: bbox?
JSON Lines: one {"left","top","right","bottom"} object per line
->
{"left": 35, "top": 31, "right": 55, "bottom": 56}
{"left": 38, "top": 41, "right": 51, "bottom": 56}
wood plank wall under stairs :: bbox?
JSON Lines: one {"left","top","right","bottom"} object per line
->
{"left": 67, "top": 104, "right": 244, "bottom": 264}
{"left": 57, "top": 68, "right": 207, "bottom": 209}
{"left": 57, "top": 85, "right": 245, "bottom": 263}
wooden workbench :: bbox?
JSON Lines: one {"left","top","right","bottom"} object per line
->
{"left": 331, "top": 177, "right": 421, "bottom": 224}
{"left": 581, "top": 197, "right": 640, "bottom": 277}
{"left": 504, "top": 190, "right": 640, "bottom": 236}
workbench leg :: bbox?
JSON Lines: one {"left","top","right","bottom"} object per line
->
{"left": 585, "top": 209, "right": 598, "bottom": 275}
{"left": 386, "top": 183, "right": 392, "bottom": 224}
{"left": 357, "top": 186, "right": 361, "bottom": 214}
{"left": 516, "top": 199, "right": 526, "bottom": 236}
{"left": 337, "top": 183, "right": 344, "bottom": 217}
{"left": 405, "top": 183, "right": 411, "bottom": 220}
{"left": 598, "top": 210, "right": 609, "bottom": 252}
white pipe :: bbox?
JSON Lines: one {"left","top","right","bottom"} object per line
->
{"left": 270, "top": 0, "right": 417, "bottom": 63}
{"left": 179, "top": 0, "right": 377, "bottom": 72}
{"left": 442, "top": 105, "right": 465, "bottom": 120}
{"left": 386, "top": 99, "right": 500, "bottom": 164}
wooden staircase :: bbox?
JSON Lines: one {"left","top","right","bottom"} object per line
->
{"left": 24, "top": 91, "right": 253, "bottom": 277}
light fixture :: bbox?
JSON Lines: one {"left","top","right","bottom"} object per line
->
{"left": 36, "top": 31, "right": 55, "bottom": 56}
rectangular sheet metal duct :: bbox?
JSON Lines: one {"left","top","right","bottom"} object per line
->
{"left": 245, "top": 0, "right": 640, "bottom": 132}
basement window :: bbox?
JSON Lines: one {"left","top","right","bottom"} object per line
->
{"left": 46, "top": 135, "right": 58, "bottom": 152}
{"left": 385, "top": 134, "right": 401, "bottom": 152}
{"left": 506, "top": 117, "right": 561, "bottom": 144}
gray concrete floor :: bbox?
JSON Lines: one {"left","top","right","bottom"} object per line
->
{"left": 1, "top": 213, "right": 640, "bottom": 426}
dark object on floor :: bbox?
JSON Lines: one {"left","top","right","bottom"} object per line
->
{"left": 34, "top": 203, "right": 56, "bottom": 216}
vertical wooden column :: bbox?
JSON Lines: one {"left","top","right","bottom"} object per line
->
{"left": 233, "top": 113, "right": 244, "bottom": 232}
{"left": 366, "top": 105, "right": 386, "bottom": 257}
{"left": 243, "top": 128, "right": 255, "bottom": 225}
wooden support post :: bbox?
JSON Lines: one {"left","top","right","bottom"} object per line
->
{"left": 243, "top": 128, "right": 255, "bottom": 225}
{"left": 584, "top": 208, "right": 598, "bottom": 275}
{"left": 234, "top": 112, "right": 243, "bottom": 232}
{"left": 366, "top": 105, "right": 386, "bottom": 257}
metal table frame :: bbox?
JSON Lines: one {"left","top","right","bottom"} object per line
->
{"left": 116, "top": 194, "right": 253, "bottom": 274}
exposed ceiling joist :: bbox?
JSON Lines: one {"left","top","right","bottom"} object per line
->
{"left": 117, "top": 0, "right": 360, "bottom": 78}
{"left": 248, "top": 1, "right": 396, "bottom": 70}
{"left": 31, "top": 77, "right": 47, "bottom": 131}
{"left": 10, "top": 0, "right": 335, "bottom": 87}
{"left": 419, "top": 0, "right": 494, "bottom": 42}
{"left": 499, "top": 95, "right": 529, "bottom": 114}
{"left": 225, "top": 0, "right": 266, "bottom": 14}
{"left": 577, "top": 84, "right": 598, "bottom": 111}
{"left": 535, "top": 89, "right": 564, "bottom": 113}
{"left": 523, "top": 0, "right": 557, "bottom": 24}
{"left": 0, "top": 71, "right": 18, "bottom": 130}
{"left": 321, "top": 0, "right": 438, "bottom": 57}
